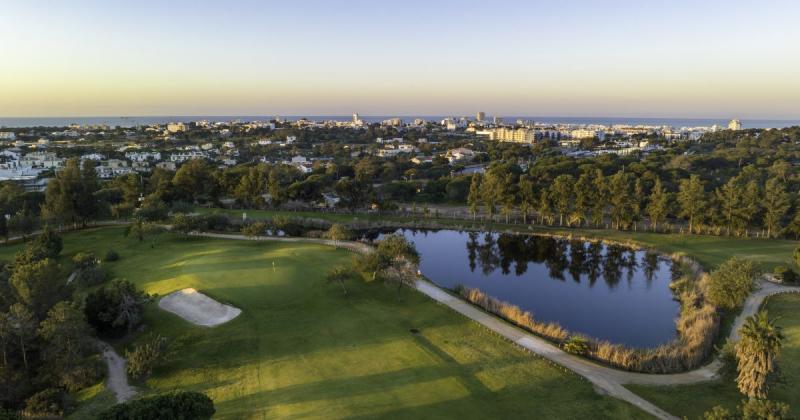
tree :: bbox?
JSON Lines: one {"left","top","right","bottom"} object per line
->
{"left": 677, "top": 175, "right": 706, "bottom": 234}
{"left": 572, "top": 173, "right": 593, "bottom": 227}
{"left": 125, "top": 216, "right": 162, "bottom": 244}
{"left": 173, "top": 159, "right": 218, "bottom": 203}
{"left": 234, "top": 166, "right": 265, "bottom": 207}
{"left": 646, "top": 177, "right": 669, "bottom": 231}
{"left": 762, "top": 178, "right": 790, "bottom": 238}
{"left": 37, "top": 302, "right": 92, "bottom": 377}
{"left": 10, "top": 258, "right": 68, "bottom": 318}
{"left": 736, "top": 311, "right": 784, "bottom": 399}
{"left": 479, "top": 170, "right": 504, "bottom": 221}
{"left": 84, "top": 280, "right": 146, "bottom": 337}
{"left": 591, "top": 170, "right": 608, "bottom": 227}
{"left": 788, "top": 203, "right": 800, "bottom": 240}
{"left": 326, "top": 224, "right": 352, "bottom": 246}
{"left": 608, "top": 171, "right": 633, "bottom": 230}
{"left": 551, "top": 174, "right": 574, "bottom": 226}
{"left": 517, "top": 175, "right": 536, "bottom": 224}
{"left": 538, "top": 187, "right": 554, "bottom": 225}
{"left": 717, "top": 178, "right": 742, "bottom": 236}
{"left": 467, "top": 174, "right": 482, "bottom": 219}
{"left": 736, "top": 181, "right": 761, "bottom": 236}
{"left": 0, "top": 215, "right": 7, "bottom": 243}
{"left": 0, "top": 312, "right": 10, "bottom": 367}
{"left": 326, "top": 266, "right": 355, "bottom": 295}
{"left": 706, "top": 257, "right": 757, "bottom": 310}
{"left": 8, "top": 303, "right": 35, "bottom": 370}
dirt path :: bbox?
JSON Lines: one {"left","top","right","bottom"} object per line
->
{"left": 188, "top": 231, "right": 800, "bottom": 419}
{"left": 98, "top": 341, "right": 136, "bottom": 403}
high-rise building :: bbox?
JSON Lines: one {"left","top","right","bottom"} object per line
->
{"left": 476, "top": 111, "right": 485, "bottom": 122}
{"left": 352, "top": 113, "right": 364, "bottom": 127}
{"left": 728, "top": 119, "right": 742, "bottom": 131}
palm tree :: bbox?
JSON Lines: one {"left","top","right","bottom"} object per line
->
{"left": 735, "top": 311, "right": 784, "bottom": 399}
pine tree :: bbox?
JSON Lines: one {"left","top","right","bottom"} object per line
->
{"left": 573, "top": 172, "right": 593, "bottom": 227}
{"left": 517, "top": 175, "right": 536, "bottom": 224}
{"left": 677, "top": 175, "right": 706, "bottom": 234}
{"left": 591, "top": 170, "right": 608, "bottom": 227}
{"left": 716, "top": 178, "right": 742, "bottom": 236}
{"left": 646, "top": 177, "right": 668, "bottom": 231}
{"left": 467, "top": 174, "right": 482, "bottom": 220}
{"left": 551, "top": 174, "right": 575, "bottom": 226}
{"left": 763, "top": 177, "right": 790, "bottom": 238}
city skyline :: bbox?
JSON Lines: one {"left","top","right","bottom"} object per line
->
{"left": 1, "top": 0, "right": 799, "bottom": 118}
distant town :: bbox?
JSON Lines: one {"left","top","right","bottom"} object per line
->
{"left": 0, "top": 112, "right": 749, "bottom": 194}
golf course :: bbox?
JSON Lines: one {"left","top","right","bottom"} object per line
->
{"left": 0, "top": 227, "right": 646, "bottom": 419}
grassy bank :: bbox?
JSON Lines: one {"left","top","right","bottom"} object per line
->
{"left": 0, "top": 227, "right": 647, "bottom": 419}
{"left": 195, "top": 207, "right": 799, "bottom": 272}
{"left": 626, "top": 293, "right": 800, "bottom": 419}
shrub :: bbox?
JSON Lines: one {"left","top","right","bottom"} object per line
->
{"left": 76, "top": 266, "right": 107, "bottom": 287}
{"left": 241, "top": 221, "right": 267, "bottom": 238}
{"left": 72, "top": 252, "right": 98, "bottom": 270}
{"left": 0, "top": 408, "right": 21, "bottom": 420}
{"left": 104, "top": 249, "right": 120, "bottom": 262}
{"left": 562, "top": 335, "right": 590, "bottom": 355}
{"left": 24, "top": 388, "right": 72, "bottom": 418}
{"left": 773, "top": 266, "right": 798, "bottom": 284}
{"left": 99, "top": 391, "right": 215, "bottom": 420}
{"left": 61, "top": 357, "right": 105, "bottom": 392}
{"left": 126, "top": 334, "right": 169, "bottom": 380}
{"left": 706, "top": 257, "right": 758, "bottom": 310}
{"left": 739, "top": 399, "right": 790, "bottom": 419}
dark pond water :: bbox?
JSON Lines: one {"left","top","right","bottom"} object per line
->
{"left": 394, "top": 229, "right": 680, "bottom": 348}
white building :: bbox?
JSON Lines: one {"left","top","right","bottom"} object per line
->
{"left": 125, "top": 151, "right": 162, "bottom": 162}
{"left": 728, "top": 119, "right": 742, "bottom": 131}
{"left": 166, "top": 122, "right": 188, "bottom": 133}
{"left": 444, "top": 148, "right": 476, "bottom": 164}
{"left": 0, "top": 132, "right": 16, "bottom": 141}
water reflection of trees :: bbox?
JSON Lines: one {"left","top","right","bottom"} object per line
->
{"left": 465, "top": 233, "right": 666, "bottom": 288}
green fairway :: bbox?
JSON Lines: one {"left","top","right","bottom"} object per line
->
{"left": 197, "top": 207, "right": 799, "bottom": 271}
{"left": 627, "top": 293, "right": 800, "bottom": 419}
{"left": 0, "top": 228, "right": 646, "bottom": 419}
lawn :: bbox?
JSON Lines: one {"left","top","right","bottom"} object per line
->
{"left": 627, "top": 293, "right": 800, "bottom": 419}
{"left": 0, "top": 227, "right": 648, "bottom": 419}
{"left": 196, "top": 207, "right": 799, "bottom": 272}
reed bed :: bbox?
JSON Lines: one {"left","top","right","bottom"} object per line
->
{"left": 455, "top": 273, "right": 719, "bottom": 374}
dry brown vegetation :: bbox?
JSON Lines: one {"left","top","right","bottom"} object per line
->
{"left": 455, "top": 262, "right": 720, "bottom": 374}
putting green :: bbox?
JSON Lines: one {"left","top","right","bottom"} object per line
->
{"left": 17, "top": 228, "right": 646, "bottom": 419}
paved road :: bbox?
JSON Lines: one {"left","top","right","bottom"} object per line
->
{"left": 185, "top": 232, "right": 800, "bottom": 419}
{"left": 98, "top": 341, "right": 136, "bottom": 403}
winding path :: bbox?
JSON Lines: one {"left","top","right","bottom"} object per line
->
{"left": 98, "top": 341, "right": 136, "bottom": 403}
{"left": 190, "top": 231, "right": 800, "bottom": 419}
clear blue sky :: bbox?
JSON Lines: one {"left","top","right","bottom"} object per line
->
{"left": 1, "top": 0, "right": 798, "bottom": 118}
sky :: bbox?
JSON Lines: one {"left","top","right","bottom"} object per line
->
{"left": 1, "top": 0, "right": 799, "bottom": 118}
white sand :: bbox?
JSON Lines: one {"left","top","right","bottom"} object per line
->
{"left": 158, "top": 288, "right": 241, "bottom": 327}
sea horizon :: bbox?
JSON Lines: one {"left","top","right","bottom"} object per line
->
{"left": 1, "top": 115, "right": 799, "bottom": 129}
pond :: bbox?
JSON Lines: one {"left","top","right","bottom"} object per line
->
{"left": 394, "top": 229, "right": 680, "bottom": 348}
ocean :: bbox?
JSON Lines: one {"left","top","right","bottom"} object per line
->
{"left": 0, "top": 116, "right": 798, "bottom": 129}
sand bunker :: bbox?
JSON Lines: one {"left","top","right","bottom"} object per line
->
{"left": 158, "top": 288, "right": 241, "bottom": 327}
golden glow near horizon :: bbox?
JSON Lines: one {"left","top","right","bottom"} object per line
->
{"left": 1, "top": 0, "right": 799, "bottom": 118}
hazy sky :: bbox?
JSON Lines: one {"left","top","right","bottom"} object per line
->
{"left": 1, "top": 0, "right": 799, "bottom": 118}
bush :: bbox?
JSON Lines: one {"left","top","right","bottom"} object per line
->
{"left": 562, "top": 335, "right": 590, "bottom": 355}
{"left": 77, "top": 266, "right": 108, "bottom": 287}
{"left": 24, "top": 388, "right": 72, "bottom": 417}
{"left": 104, "top": 249, "right": 120, "bottom": 262}
{"left": 706, "top": 257, "right": 758, "bottom": 310}
{"left": 773, "top": 266, "right": 798, "bottom": 284}
{"left": 72, "top": 252, "right": 98, "bottom": 270}
{"left": 739, "top": 399, "right": 790, "bottom": 419}
{"left": 99, "top": 391, "right": 215, "bottom": 420}
{"left": 126, "top": 335, "right": 169, "bottom": 380}
{"left": 60, "top": 357, "right": 105, "bottom": 392}
{"left": 241, "top": 221, "right": 267, "bottom": 238}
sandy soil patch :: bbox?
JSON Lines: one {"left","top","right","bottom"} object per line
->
{"left": 158, "top": 288, "right": 241, "bottom": 327}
